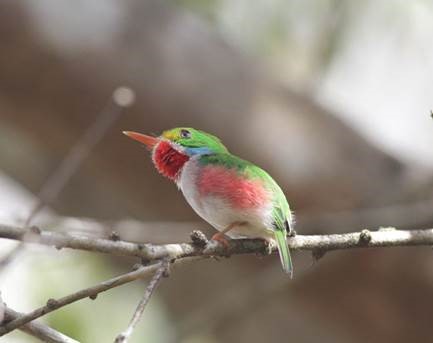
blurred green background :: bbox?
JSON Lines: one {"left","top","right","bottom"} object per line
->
{"left": 1, "top": 1, "right": 433, "bottom": 342}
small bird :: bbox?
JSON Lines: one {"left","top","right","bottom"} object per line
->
{"left": 123, "top": 128, "right": 295, "bottom": 276}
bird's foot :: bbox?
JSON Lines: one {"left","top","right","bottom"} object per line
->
{"left": 211, "top": 233, "right": 230, "bottom": 248}
{"left": 288, "top": 228, "right": 297, "bottom": 237}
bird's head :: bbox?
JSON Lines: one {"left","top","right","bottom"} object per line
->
{"left": 123, "top": 127, "right": 227, "bottom": 181}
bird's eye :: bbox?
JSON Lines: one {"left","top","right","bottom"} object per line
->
{"left": 180, "top": 129, "right": 191, "bottom": 139}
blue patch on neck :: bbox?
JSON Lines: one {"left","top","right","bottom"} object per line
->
{"left": 184, "top": 147, "right": 213, "bottom": 156}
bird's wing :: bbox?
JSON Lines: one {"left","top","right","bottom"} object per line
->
{"left": 245, "top": 162, "right": 294, "bottom": 276}
{"left": 245, "top": 163, "right": 292, "bottom": 231}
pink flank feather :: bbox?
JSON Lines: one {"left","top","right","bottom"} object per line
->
{"left": 198, "top": 165, "right": 269, "bottom": 209}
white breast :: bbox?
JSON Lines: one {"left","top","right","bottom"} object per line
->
{"left": 177, "top": 158, "right": 206, "bottom": 222}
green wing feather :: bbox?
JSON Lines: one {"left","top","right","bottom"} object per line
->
{"left": 241, "top": 160, "right": 293, "bottom": 276}
{"left": 274, "top": 229, "right": 293, "bottom": 276}
{"left": 264, "top": 173, "right": 293, "bottom": 277}
{"left": 200, "top": 153, "right": 294, "bottom": 276}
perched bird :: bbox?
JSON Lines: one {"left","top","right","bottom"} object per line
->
{"left": 123, "top": 128, "right": 295, "bottom": 276}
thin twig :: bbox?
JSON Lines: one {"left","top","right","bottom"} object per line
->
{"left": 1, "top": 291, "right": 77, "bottom": 342}
{"left": 0, "top": 261, "right": 163, "bottom": 336}
{"left": 26, "top": 87, "right": 134, "bottom": 225}
{"left": 0, "top": 241, "right": 23, "bottom": 270}
{"left": 0, "top": 87, "right": 135, "bottom": 271}
{"left": 0, "top": 258, "right": 198, "bottom": 338}
{"left": 3, "top": 307, "right": 79, "bottom": 343}
{"left": 114, "top": 260, "right": 169, "bottom": 343}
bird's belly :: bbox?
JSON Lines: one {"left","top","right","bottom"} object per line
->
{"left": 179, "top": 159, "right": 273, "bottom": 239}
{"left": 189, "top": 194, "right": 274, "bottom": 239}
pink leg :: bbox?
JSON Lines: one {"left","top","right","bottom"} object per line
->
{"left": 211, "top": 222, "right": 246, "bottom": 247}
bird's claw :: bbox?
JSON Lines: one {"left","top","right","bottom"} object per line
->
{"left": 211, "top": 233, "right": 230, "bottom": 248}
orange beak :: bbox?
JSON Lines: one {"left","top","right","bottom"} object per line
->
{"left": 123, "top": 131, "right": 159, "bottom": 149}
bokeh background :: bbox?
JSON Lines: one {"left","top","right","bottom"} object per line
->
{"left": 1, "top": 1, "right": 433, "bottom": 342}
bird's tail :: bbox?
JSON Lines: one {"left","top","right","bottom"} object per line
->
{"left": 274, "top": 230, "right": 293, "bottom": 277}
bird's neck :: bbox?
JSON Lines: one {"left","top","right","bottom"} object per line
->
{"left": 152, "top": 141, "right": 190, "bottom": 181}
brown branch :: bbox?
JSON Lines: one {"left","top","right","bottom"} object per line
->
{"left": 0, "top": 291, "right": 77, "bottom": 342}
{"left": 0, "top": 261, "right": 164, "bottom": 336}
{"left": 114, "top": 260, "right": 169, "bottom": 343}
{"left": 3, "top": 307, "right": 79, "bottom": 343}
{"left": 1, "top": 222, "right": 432, "bottom": 337}
{"left": 1, "top": 224, "right": 433, "bottom": 263}
{"left": 0, "top": 258, "right": 198, "bottom": 338}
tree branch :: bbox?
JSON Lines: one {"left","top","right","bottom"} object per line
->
{"left": 3, "top": 307, "right": 79, "bottom": 343}
{"left": 1, "top": 291, "right": 77, "bottom": 342}
{"left": 0, "top": 261, "right": 164, "bottom": 336}
{"left": 114, "top": 260, "right": 169, "bottom": 343}
{"left": 1, "top": 224, "right": 433, "bottom": 263}
{"left": 0, "top": 258, "right": 198, "bottom": 337}
{"left": 1, "top": 222, "right": 432, "bottom": 337}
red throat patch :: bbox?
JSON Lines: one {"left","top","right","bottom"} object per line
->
{"left": 152, "top": 141, "right": 190, "bottom": 181}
